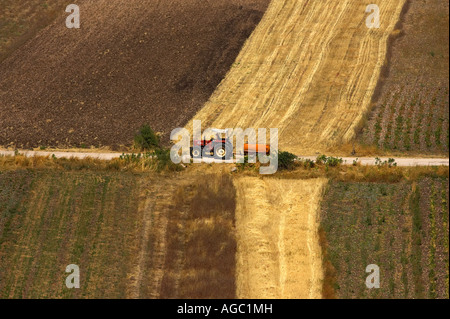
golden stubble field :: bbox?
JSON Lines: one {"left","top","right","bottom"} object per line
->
{"left": 233, "top": 177, "right": 327, "bottom": 299}
{"left": 186, "top": 0, "right": 408, "bottom": 299}
{"left": 187, "top": 0, "right": 406, "bottom": 155}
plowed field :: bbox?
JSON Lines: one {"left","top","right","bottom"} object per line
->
{"left": 0, "top": 0, "right": 269, "bottom": 149}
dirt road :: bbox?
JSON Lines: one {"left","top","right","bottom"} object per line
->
{"left": 186, "top": 0, "right": 407, "bottom": 155}
{"left": 1, "top": 150, "right": 448, "bottom": 167}
{"left": 234, "top": 178, "right": 327, "bottom": 298}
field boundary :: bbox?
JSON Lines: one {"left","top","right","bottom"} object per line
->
{"left": 1, "top": 150, "right": 448, "bottom": 167}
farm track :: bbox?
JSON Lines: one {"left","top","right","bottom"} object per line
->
{"left": 128, "top": 175, "right": 203, "bottom": 299}
{"left": 187, "top": 0, "right": 406, "bottom": 155}
{"left": 1, "top": 150, "right": 448, "bottom": 167}
{"left": 127, "top": 178, "right": 185, "bottom": 299}
{"left": 234, "top": 178, "right": 327, "bottom": 298}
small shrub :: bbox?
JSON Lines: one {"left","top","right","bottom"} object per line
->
{"left": 316, "top": 155, "right": 343, "bottom": 167}
{"left": 152, "top": 148, "right": 182, "bottom": 172}
{"left": 134, "top": 124, "right": 160, "bottom": 151}
{"left": 235, "top": 155, "right": 261, "bottom": 172}
{"left": 327, "top": 156, "right": 343, "bottom": 167}
{"left": 375, "top": 157, "right": 397, "bottom": 168}
{"left": 278, "top": 151, "right": 297, "bottom": 171}
{"left": 316, "top": 155, "right": 328, "bottom": 165}
{"left": 303, "top": 158, "right": 315, "bottom": 169}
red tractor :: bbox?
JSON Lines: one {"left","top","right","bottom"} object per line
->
{"left": 189, "top": 129, "right": 270, "bottom": 160}
{"left": 190, "top": 129, "right": 233, "bottom": 160}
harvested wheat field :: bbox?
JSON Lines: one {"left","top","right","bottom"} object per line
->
{"left": 234, "top": 177, "right": 327, "bottom": 299}
{"left": 0, "top": 0, "right": 269, "bottom": 149}
{"left": 187, "top": 0, "right": 406, "bottom": 155}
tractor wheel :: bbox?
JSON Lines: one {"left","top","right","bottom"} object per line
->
{"left": 214, "top": 143, "right": 233, "bottom": 160}
{"left": 191, "top": 147, "right": 201, "bottom": 158}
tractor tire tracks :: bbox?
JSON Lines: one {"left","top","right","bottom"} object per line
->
{"left": 187, "top": 0, "right": 406, "bottom": 155}
{"left": 234, "top": 177, "right": 327, "bottom": 299}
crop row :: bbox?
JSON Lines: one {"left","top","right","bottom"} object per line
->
{"left": 320, "top": 178, "right": 449, "bottom": 298}
{"left": 362, "top": 81, "right": 449, "bottom": 153}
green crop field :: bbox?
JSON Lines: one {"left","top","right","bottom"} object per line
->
{"left": 0, "top": 169, "right": 142, "bottom": 298}
{"left": 320, "top": 177, "right": 449, "bottom": 299}
{"left": 0, "top": 166, "right": 237, "bottom": 299}
{"left": 362, "top": 84, "right": 449, "bottom": 154}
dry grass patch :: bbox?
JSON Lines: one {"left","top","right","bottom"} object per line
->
{"left": 233, "top": 177, "right": 326, "bottom": 299}
{"left": 0, "top": 153, "right": 183, "bottom": 173}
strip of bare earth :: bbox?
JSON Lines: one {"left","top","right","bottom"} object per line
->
{"left": 0, "top": 150, "right": 448, "bottom": 167}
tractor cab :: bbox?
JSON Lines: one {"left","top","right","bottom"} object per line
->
{"left": 194, "top": 129, "right": 228, "bottom": 145}
{"left": 209, "top": 129, "right": 228, "bottom": 143}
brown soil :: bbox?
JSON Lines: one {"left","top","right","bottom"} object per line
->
{"left": 360, "top": 0, "right": 449, "bottom": 154}
{"left": 0, "top": 0, "right": 269, "bottom": 150}
{"left": 0, "top": 1, "right": 69, "bottom": 62}
{"left": 159, "top": 173, "right": 237, "bottom": 299}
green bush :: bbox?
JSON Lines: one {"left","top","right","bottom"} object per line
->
{"left": 119, "top": 149, "right": 182, "bottom": 172}
{"left": 375, "top": 157, "right": 397, "bottom": 168}
{"left": 316, "top": 155, "right": 328, "bottom": 165}
{"left": 316, "top": 155, "right": 343, "bottom": 167}
{"left": 236, "top": 155, "right": 258, "bottom": 172}
{"left": 152, "top": 148, "right": 182, "bottom": 172}
{"left": 278, "top": 151, "right": 297, "bottom": 171}
{"left": 134, "top": 124, "right": 160, "bottom": 151}
{"left": 303, "top": 158, "right": 315, "bottom": 169}
{"left": 327, "top": 156, "right": 343, "bottom": 167}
